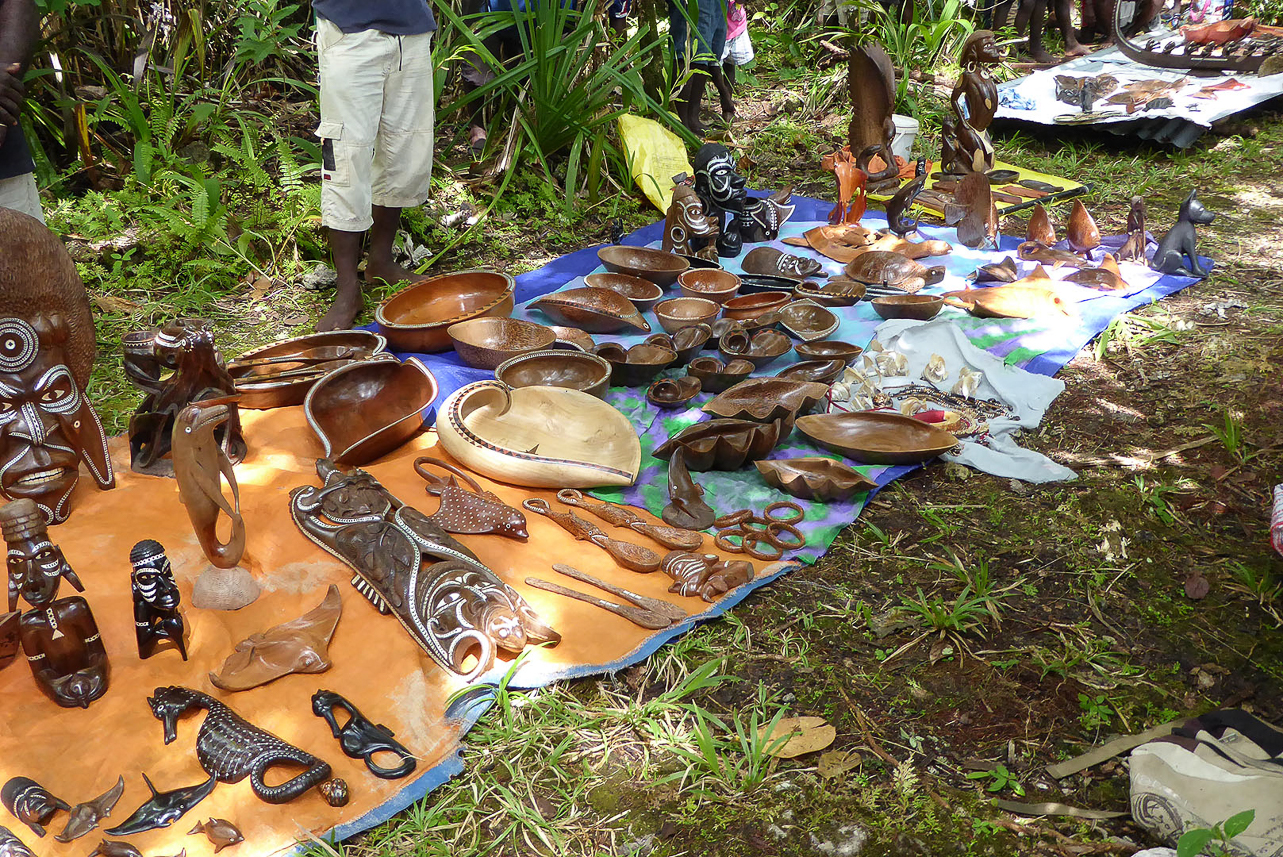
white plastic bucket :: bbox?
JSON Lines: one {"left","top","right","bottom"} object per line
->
{"left": 891, "top": 114, "right": 919, "bottom": 161}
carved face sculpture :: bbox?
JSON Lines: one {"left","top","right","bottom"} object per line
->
{"left": 0, "top": 316, "right": 114, "bottom": 524}
{"left": 131, "top": 541, "right": 180, "bottom": 612}
{"left": 693, "top": 144, "right": 747, "bottom": 211}
{"left": 961, "top": 30, "right": 1002, "bottom": 69}
{"left": 664, "top": 184, "right": 719, "bottom": 255}
{"left": 3, "top": 499, "right": 84, "bottom": 611}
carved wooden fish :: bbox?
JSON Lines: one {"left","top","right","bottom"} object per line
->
{"left": 87, "top": 840, "right": 143, "bottom": 857}
{"left": 105, "top": 773, "right": 217, "bottom": 836}
{"left": 189, "top": 818, "right": 244, "bottom": 853}
{"left": 946, "top": 267, "right": 1077, "bottom": 319}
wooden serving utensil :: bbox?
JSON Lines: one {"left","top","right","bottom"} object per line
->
{"left": 555, "top": 489, "right": 703, "bottom": 551}
{"left": 552, "top": 563, "right": 687, "bottom": 621}
{"left": 524, "top": 577, "right": 672, "bottom": 629}
{"left": 522, "top": 499, "right": 661, "bottom": 572}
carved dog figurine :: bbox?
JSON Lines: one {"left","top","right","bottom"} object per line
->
{"left": 1151, "top": 189, "right": 1215, "bottom": 277}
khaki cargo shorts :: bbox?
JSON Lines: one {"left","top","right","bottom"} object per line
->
{"left": 0, "top": 172, "right": 44, "bottom": 223}
{"left": 315, "top": 17, "right": 435, "bottom": 232}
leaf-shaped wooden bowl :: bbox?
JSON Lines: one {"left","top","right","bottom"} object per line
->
{"left": 592, "top": 342, "right": 679, "bottom": 387}
{"left": 494, "top": 349, "right": 612, "bottom": 399}
{"left": 703, "top": 378, "right": 829, "bottom": 424}
{"left": 775, "top": 358, "right": 847, "bottom": 384}
{"left": 686, "top": 356, "right": 755, "bottom": 394}
{"left": 646, "top": 376, "right": 703, "bottom": 409}
{"left": 653, "top": 417, "right": 786, "bottom": 471}
{"left": 795, "top": 411, "right": 958, "bottom": 465}
{"left": 755, "top": 457, "right": 877, "bottom": 502}
{"left": 598, "top": 246, "right": 689, "bottom": 287}
{"left": 793, "top": 279, "right": 866, "bottom": 307}
{"left": 436, "top": 380, "right": 640, "bottom": 487}
{"left": 722, "top": 291, "right": 793, "bottom": 321}
{"left": 655, "top": 297, "right": 720, "bottom": 334}
{"left": 375, "top": 270, "right": 515, "bottom": 352}
{"left": 305, "top": 355, "right": 438, "bottom": 466}
{"left": 795, "top": 340, "right": 864, "bottom": 363}
{"left": 547, "top": 326, "right": 595, "bottom": 352}
{"left": 447, "top": 317, "right": 557, "bottom": 369}
{"left": 777, "top": 299, "right": 840, "bottom": 342}
{"left": 530, "top": 287, "right": 651, "bottom": 333}
{"left": 584, "top": 272, "right": 665, "bottom": 312}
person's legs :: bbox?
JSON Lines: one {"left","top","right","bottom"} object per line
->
{"left": 713, "top": 61, "right": 735, "bottom": 119}
{"left": 316, "top": 20, "right": 392, "bottom": 331}
{"left": 0, "top": 172, "right": 43, "bottom": 223}
{"left": 369, "top": 29, "right": 436, "bottom": 288}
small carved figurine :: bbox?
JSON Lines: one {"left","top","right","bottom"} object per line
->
{"left": 413, "top": 456, "right": 529, "bottom": 541}
{"left": 2, "top": 778, "right": 68, "bottom": 838}
{"left": 940, "top": 31, "right": 1002, "bottom": 175}
{"left": 0, "top": 210, "right": 115, "bottom": 525}
{"left": 87, "top": 840, "right": 141, "bottom": 857}
{"left": 740, "top": 188, "right": 796, "bottom": 244}
{"left": 886, "top": 171, "right": 927, "bottom": 237}
{"left": 0, "top": 825, "right": 34, "bottom": 857}
{"left": 55, "top": 777, "right": 124, "bottom": 842}
{"left": 662, "top": 448, "right": 716, "bottom": 531}
{"left": 130, "top": 540, "right": 188, "bottom": 661}
{"left": 1, "top": 499, "right": 110, "bottom": 708}
{"left": 147, "top": 686, "right": 333, "bottom": 804}
{"left": 1118, "top": 196, "right": 1147, "bottom": 262}
{"left": 820, "top": 149, "right": 867, "bottom": 227}
{"left": 693, "top": 144, "right": 748, "bottom": 257}
{"left": 289, "top": 460, "right": 559, "bottom": 681}
{"left": 208, "top": 585, "right": 341, "bottom": 692}
{"left": 124, "top": 318, "right": 244, "bottom": 476}
{"left": 661, "top": 551, "right": 754, "bottom": 602}
{"left": 105, "top": 774, "right": 217, "bottom": 836}
{"left": 1152, "top": 189, "right": 1215, "bottom": 277}
{"left": 662, "top": 181, "right": 720, "bottom": 261}
{"left": 1066, "top": 199, "right": 1101, "bottom": 254}
{"left": 947, "top": 172, "right": 999, "bottom": 250}
{"left": 312, "top": 690, "right": 417, "bottom": 780}
{"left": 188, "top": 818, "right": 243, "bottom": 852}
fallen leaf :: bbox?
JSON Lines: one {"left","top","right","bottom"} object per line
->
{"left": 1185, "top": 571, "right": 1210, "bottom": 600}
{"left": 282, "top": 312, "right": 310, "bottom": 327}
{"left": 92, "top": 294, "right": 141, "bottom": 313}
{"left": 817, "top": 748, "right": 862, "bottom": 779}
{"left": 758, "top": 716, "right": 837, "bottom": 759}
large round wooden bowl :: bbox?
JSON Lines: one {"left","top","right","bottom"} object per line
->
{"left": 447, "top": 317, "right": 556, "bottom": 370}
{"left": 304, "top": 356, "right": 439, "bottom": 466}
{"left": 678, "top": 269, "right": 741, "bottom": 304}
{"left": 436, "top": 380, "right": 640, "bottom": 488}
{"left": 230, "top": 330, "right": 387, "bottom": 409}
{"left": 597, "top": 246, "right": 689, "bottom": 287}
{"left": 375, "top": 270, "right": 515, "bottom": 353}
{"left": 494, "top": 349, "right": 612, "bottom": 399}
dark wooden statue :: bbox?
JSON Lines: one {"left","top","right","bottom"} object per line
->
{"left": 1119, "top": 196, "right": 1147, "bottom": 262}
{"left": 940, "top": 31, "right": 1002, "bottom": 176}
{"left": 55, "top": 776, "right": 124, "bottom": 842}
{"left": 1, "top": 498, "right": 110, "bottom": 708}
{"left": 662, "top": 181, "right": 720, "bottom": 261}
{"left": 147, "top": 686, "right": 336, "bottom": 805}
{"left": 693, "top": 144, "right": 748, "bottom": 257}
{"left": 189, "top": 818, "right": 243, "bottom": 852}
{"left": 847, "top": 42, "right": 900, "bottom": 192}
{"left": 0, "top": 210, "right": 115, "bottom": 524}
{"left": 1152, "top": 189, "right": 1215, "bottom": 277}
{"left": 1, "top": 778, "right": 68, "bottom": 838}
{"left": 130, "top": 540, "right": 188, "bottom": 661}
{"left": 124, "top": 318, "right": 244, "bottom": 476}
{"left": 289, "top": 460, "right": 560, "bottom": 681}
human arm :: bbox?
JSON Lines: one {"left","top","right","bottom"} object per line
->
{"left": 0, "top": 0, "right": 39, "bottom": 141}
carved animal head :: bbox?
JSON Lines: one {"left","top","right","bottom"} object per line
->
{"left": 146, "top": 686, "right": 194, "bottom": 744}
{"left": 1179, "top": 189, "right": 1215, "bottom": 226}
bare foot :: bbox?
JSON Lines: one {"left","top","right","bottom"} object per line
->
{"left": 366, "top": 258, "right": 428, "bottom": 287}
{"left": 1031, "top": 47, "right": 1057, "bottom": 63}
{"left": 1064, "top": 42, "right": 1090, "bottom": 57}
{"left": 317, "top": 287, "right": 364, "bottom": 332}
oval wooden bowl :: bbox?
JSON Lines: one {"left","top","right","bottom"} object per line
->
{"left": 547, "top": 326, "right": 595, "bottom": 352}
{"left": 305, "top": 356, "right": 439, "bottom": 466}
{"left": 653, "top": 418, "right": 785, "bottom": 471}
{"left": 447, "top": 317, "right": 557, "bottom": 370}
{"left": 718, "top": 329, "right": 792, "bottom": 370}
{"left": 494, "top": 349, "right": 612, "bottom": 399}
{"left": 678, "top": 269, "right": 741, "bottom": 304}
{"left": 871, "top": 294, "right": 944, "bottom": 321}
{"left": 435, "top": 380, "right": 641, "bottom": 487}
{"left": 531, "top": 287, "right": 651, "bottom": 334}
{"left": 647, "top": 324, "right": 711, "bottom": 363}
{"left": 597, "top": 246, "right": 689, "bottom": 287}
{"left": 778, "top": 299, "right": 840, "bottom": 342}
{"left": 776, "top": 358, "right": 848, "bottom": 384}
{"left": 795, "top": 411, "right": 958, "bottom": 465}
{"left": 722, "top": 291, "right": 792, "bottom": 321}
{"left": 375, "top": 270, "right": 515, "bottom": 353}
{"left": 230, "top": 330, "right": 387, "bottom": 410}
{"left": 584, "top": 273, "right": 665, "bottom": 313}
{"left": 685, "top": 356, "right": 755, "bottom": 394}
{"left": 646, "top": 376, "right": 703, "bottom": 409}
{"left": 655, "top": 297, "right": 720, "bottom": 334}
{"left": 755, "top": 457, "right": 877, "bottom": 502}
{"left": 795, "top": 340, "right": 864, "bottom": 363}
{"left": 794, "top": 279, "right": 866, "bottom": 307}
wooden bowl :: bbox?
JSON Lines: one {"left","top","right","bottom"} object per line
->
{"left": 304, "top": 356, "right": 438, "bottom": 466}
{"left": 647, "top": 376, "right": 702, "bottom": 409}
{"left": 795, "top": 411, "right": 958, "bottom": 465}
{"left": 584, "top": 273, "right": 665, "bottom": 313}
{"left": 494, "top": 349, "right": 612, "bottom": 399}
{"left": 375, "top": 270, "right": 515, "bottom": 353}
{"left": 447, "top": 317, "right": 557, "bottom": 370}
{"left": 721, "top": 291, "right": 792, "bottom": 321}
{"left": 547, "top": 326, "right": 595, "bottom": 352}
{"left": 593, "top": 342, "right": 679, "bottom": 387}
{"left": 230, "top": 330, "right": 387, "bottom": 410}
{"left": 795, "top": 340, "right": 864, "bottom": 363}
{"left": 778, "top": 299, "right": 840, "bottom": 342}
{"left": 530, "top": 287, "right": 651, "bottom": 334}
{"left": 597, "top": 246, "right": 689, "bottom": 287}
{"left": 646, "top": 324, "right": 711, "bottom": 363}
{"left": 755, "top": 457, "right": 877, "bottom": 502}
{"left": 776, "top": 358, "right": 847, "bottom": 384}
{"left": 686, "top": 356, "right": 754, "bottom": 393}
{"left": 655, "top": 297, "right": 720, "bottom": 334}
{"left": 794, "top": 279, "right": 866, "bottom": 307}
{"left": 703, "top": 378, "right": 829, "bottom": 425}
{"left": 678, "top": 269, "right": 741, "bottom": 304}
{"left": 435, "top": 380, "right": 640, "bottom": 487}
{"left": 871, "top": 294, "right": 945, "bottom": 321}
{"left": 718, "top": 328, "right": 792, "bottom": 370}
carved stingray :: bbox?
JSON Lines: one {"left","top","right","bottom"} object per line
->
{"left": 55, "top": 777, "right": 124, "bottom": 842}
{"left": 208, "top": 585, "right": 342, "bottom": 691}
{"left": 413, "top": 456, "right": 529, "bottom": 541}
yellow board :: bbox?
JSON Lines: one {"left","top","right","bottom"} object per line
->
{"left": 868, "top": 159, "right": 1088, "bottom": 220}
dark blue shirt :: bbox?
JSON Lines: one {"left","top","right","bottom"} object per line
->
{"left": 314, "top": 0, "right": 436, "bottom": 35}
{"left": 0, "top": 124, "right": 34, "bottom": 181}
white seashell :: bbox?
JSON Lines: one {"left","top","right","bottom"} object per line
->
{"left": 829, "top": 380, "right": 851, "bottom": 402}
{"left": 876, "top": 350, "right": 908, "bottom": 376}
{"left": 952, "top": 367, "right": 983, "bottom": 398}
{"left": 867, "top": 339, "right": 885, "bottom": 353}
{"left": 899, "top": 397, "right": 926, "bottom": 415}
{"left": 850, "top": 394, "right": 875, "bottom": 411}
{"left": 922, "top": 354, "right": 948, "bottom": 384}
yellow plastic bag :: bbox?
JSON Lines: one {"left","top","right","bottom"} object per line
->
{"left": 618, "top": 114, "right": 691, "bottom": 213}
